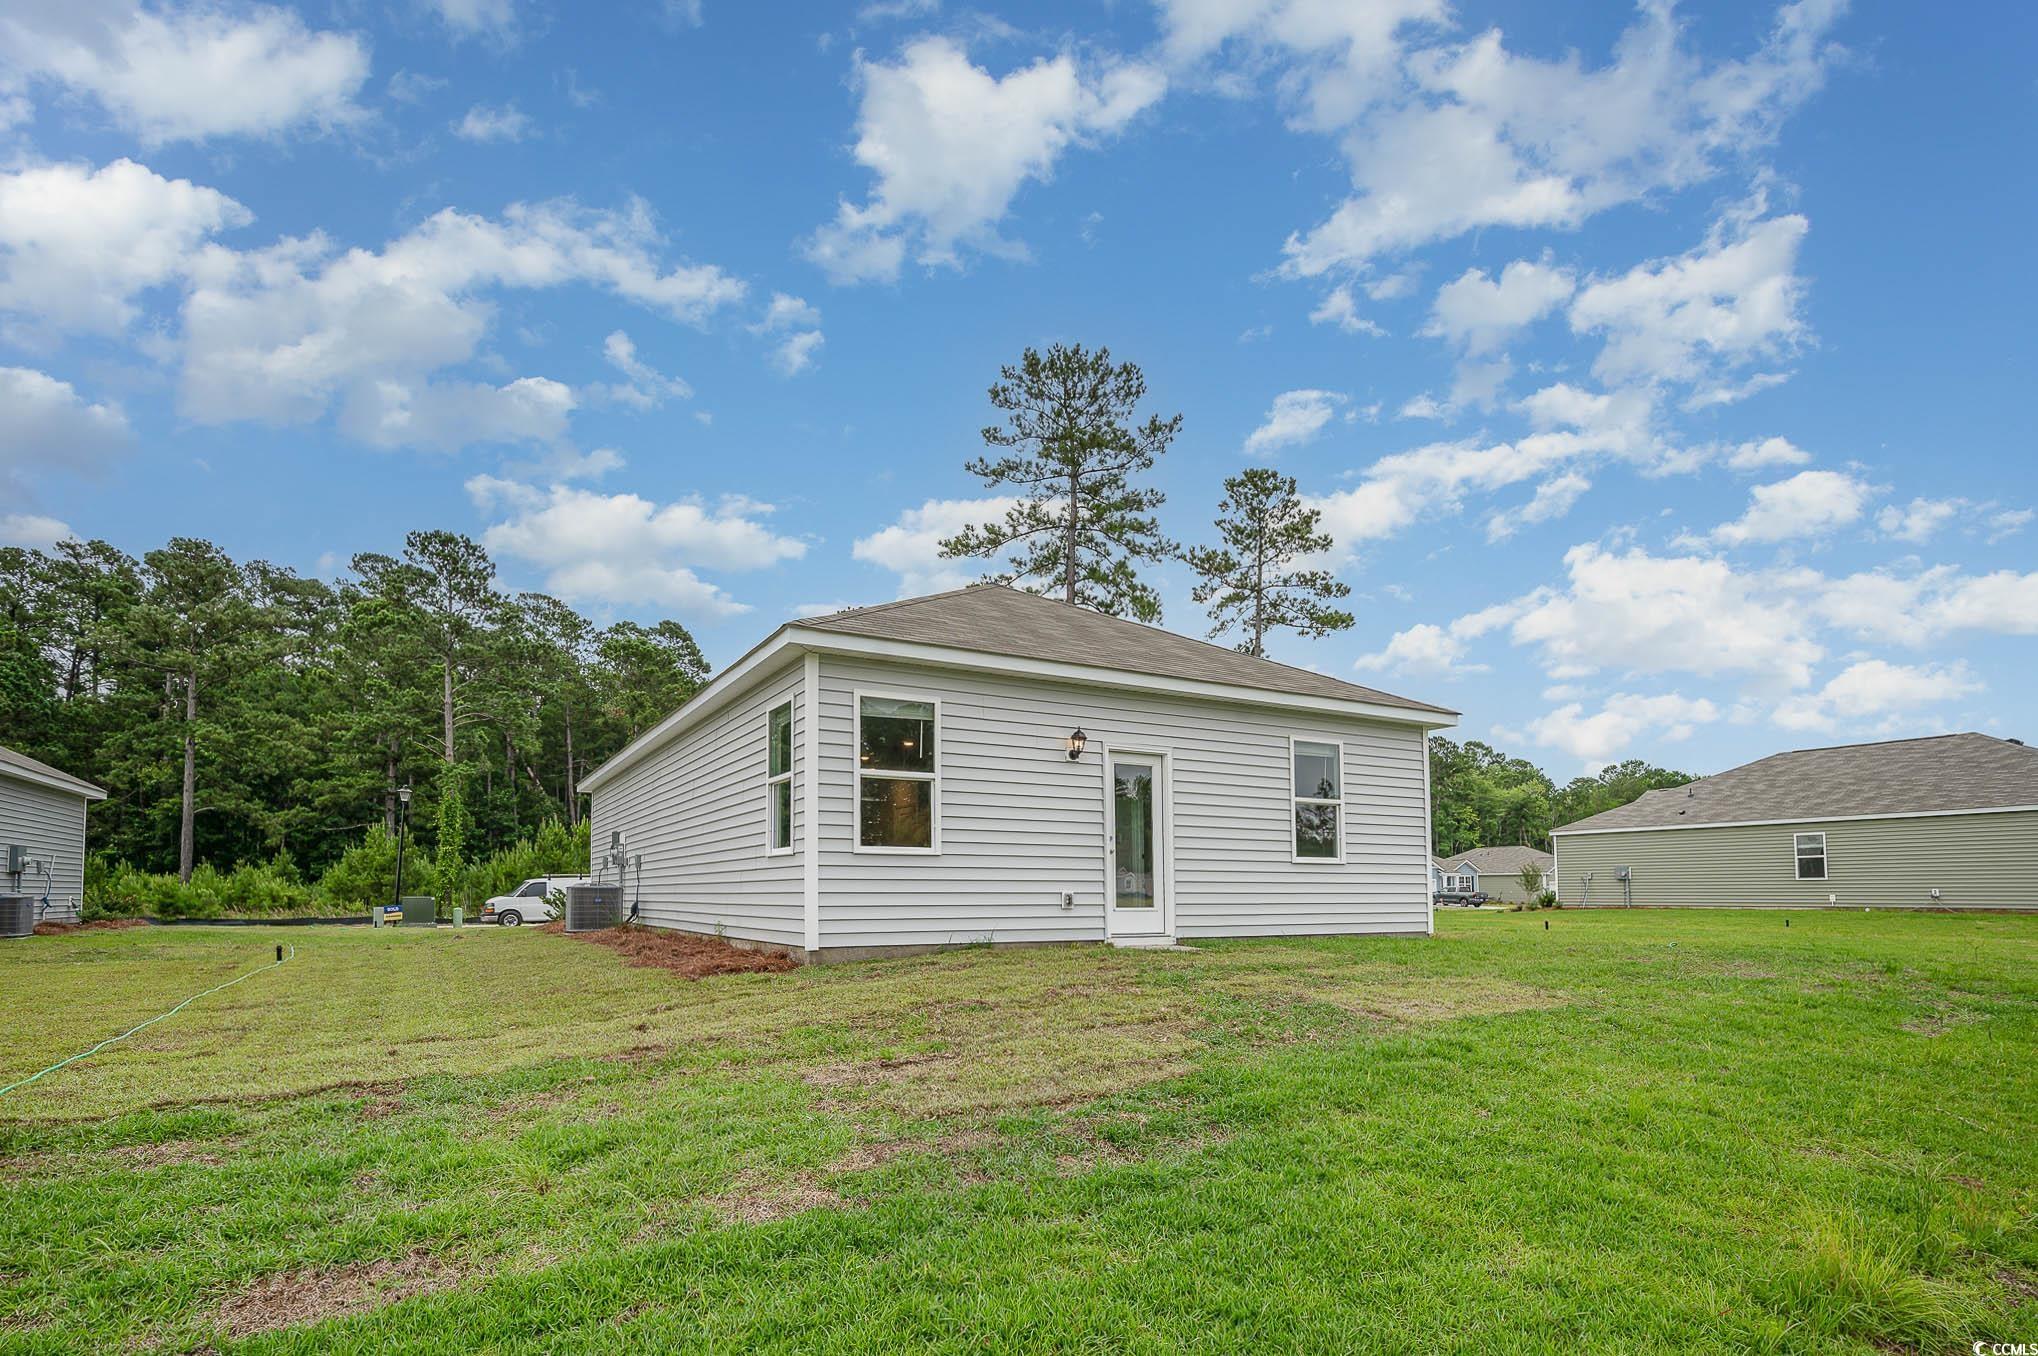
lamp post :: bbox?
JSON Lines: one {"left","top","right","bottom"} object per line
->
{"left": 392, "top": 784, "right": 413, "bottom": 915}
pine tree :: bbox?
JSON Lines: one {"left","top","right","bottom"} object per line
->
{"left": 1185, "top": 467, "right": 1353, "bottom": 657}
{"left": 939, "top": 343, "right": 1181, "bottom": 621}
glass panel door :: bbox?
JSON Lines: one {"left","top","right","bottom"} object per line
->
{"left": 1108, "top": 753, "right": 1165, "bottom": 936}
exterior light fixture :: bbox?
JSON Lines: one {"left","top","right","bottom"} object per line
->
{"left": 1065, "top": 728, "right": 1088, "bottom": 761}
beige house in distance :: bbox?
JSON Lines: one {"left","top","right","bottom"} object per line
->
{"left": 1430, "top": 846, "right": 1554, "bottom": 904}
{"left": 1553, "top": 733, "right": 2038, "bottom": 911}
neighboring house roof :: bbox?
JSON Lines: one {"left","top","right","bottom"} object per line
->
{"left": 799, "top": 586, "right": 1456, "bottom": 715}
{"left": 1436, "top": 846, "right": 1554, "bottom": 875}
{"left": 0, "top": 743, "right": 107, "bottom": 801}
{"left": 1553, "top": 733, "right": 2038, "bottom": 835}
{"left": 583, "top": 585, "right": 1455, "bottom": 795}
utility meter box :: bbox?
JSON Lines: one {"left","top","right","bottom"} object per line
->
{"left": 400, "top": 895, "right": 438, "bottom": 928}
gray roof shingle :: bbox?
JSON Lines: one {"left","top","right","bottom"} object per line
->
{"left": 1434, "top": 846, "right": 1554, "bottom": 874}
{"left": 0, "top": 743, "right": 106, "bottom": 799}
{"left": 1553, "top": 732, "right": 2038, "bottom": 834}
{"left": 796, "top": 585, "right": 1455, "bottom": 716}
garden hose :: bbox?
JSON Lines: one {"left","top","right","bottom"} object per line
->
{"left": 0, "top": 943, "right": 294, "bottom": 1099}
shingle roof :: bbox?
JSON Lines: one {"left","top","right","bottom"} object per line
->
{"left": 1436, "top": 845, "right": 1554, "bottom": 875}
{"left": 797, "top": 585, "right": 1455, "bottom": 715}
{"left": 1553, "top": 733, "right": 2038, "bottom": 834}
{"left": 0, "top": 743, "right": 106, "bottom": 799}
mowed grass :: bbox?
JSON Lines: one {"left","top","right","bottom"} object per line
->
{"left": 0, "top": 912, "right": 2033, "bottom": 1354}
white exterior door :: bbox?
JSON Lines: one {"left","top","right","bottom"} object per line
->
{"left": 1105, "top": 749, "right": 1169, "bottom": 939}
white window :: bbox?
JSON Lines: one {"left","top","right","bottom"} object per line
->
{"left": 767, "top": 700, "right": 793, "bottom": 853}
{"left": 1291, "top": 737, "right": 1344, "bottom": 862}
{"left": 1793, "top": 831, "right": 1827, "bottom": 880}
{"left": 856, "top": 693, "right": 938, "bottom": 852}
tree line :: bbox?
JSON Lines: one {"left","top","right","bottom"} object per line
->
{"left": 1, "top": 533, "right": 706, "bottom": 882}
{"left": 1429, "top": 737, "right": 1693, "bottom": 855}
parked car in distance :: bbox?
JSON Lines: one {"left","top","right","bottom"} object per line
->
{"left": 480, "top": 875, "right": 592, "bottom": 926}
{"left": 1434, "top": 890, "right": 1489, "bottom": 908}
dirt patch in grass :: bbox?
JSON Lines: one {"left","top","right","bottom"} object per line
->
{"left": 213, "top": 1249, "right": 458, "bottom": 1338}
{"left": 701, "top": 1170, "right": 846, "bottom": 1224}
{"left": 30, "top": 919, "right": 148, "bottom": 936}
{"left": 540, "top": 923, "right": 799, "bottom": 980}
{"left": 107, "top": 1137, "right": 234, "bottom": 1170}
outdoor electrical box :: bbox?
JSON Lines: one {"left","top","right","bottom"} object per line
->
{"left": 400, "top": 895, "right": 437, "bottom": 928}
{"left": 1614, "top": 866, "right": 1631, "bottom": 881}
{"left": 4, "top": 845, "right": 24, "bottom": 875}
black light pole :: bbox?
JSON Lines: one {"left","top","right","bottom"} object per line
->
{"left": 392, "top": 784, "right": 413, "bottom": 915}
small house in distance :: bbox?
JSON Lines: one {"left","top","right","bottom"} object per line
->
{"left": 1431, "top": 846, "right": 1554, "bottom": 904}
{"left": 1553, "top": 733, "right": 2038, "bottom": 910}
{"left": 1, "top": 743, "right": 107, "bottom": 925}
{"left": 582, "top": 586, "right": 1458, "bottom": 961}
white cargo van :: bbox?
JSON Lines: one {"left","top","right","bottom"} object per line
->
{"left": 479, "top": 875, "right": 592, "bottom": 926}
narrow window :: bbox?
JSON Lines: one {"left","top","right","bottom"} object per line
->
{"left": 1292, "top": 738, "right": 1343, "bottom": 861}
{"left": 1793, "top": 831, "right": 1826, "bottom": 880}
{"left": 767, "top": 700, "right": 793, "bottom": 852}
{"left": 858, "top": 695, "right": 936, "bottom": 850}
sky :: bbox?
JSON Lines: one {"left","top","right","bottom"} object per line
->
{"left": 2, "top": 0, "right": 2034, "bottom": 777}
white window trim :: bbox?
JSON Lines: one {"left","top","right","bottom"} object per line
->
{"left": 853, "top": 687, "right": 941, "bottom": 855}
{"left": 1289, "top": 734, "right": 1346, "bottom": 865}
{"left": 1792, "top": 831, "right": 1828, "bottom": 881}
{"left": 765, "top": 698, "right": 795, "bottom": 856}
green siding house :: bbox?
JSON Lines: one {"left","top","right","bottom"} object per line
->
{"left": 1553, "top": 733, "right": 2038, "bottom": 911}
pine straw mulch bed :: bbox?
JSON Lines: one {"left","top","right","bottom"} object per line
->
{"left": 30, "top": 918, "right": 150, "bottom": 935}
{"left": 538, "top": 921, "right": 799, "bottom": 980}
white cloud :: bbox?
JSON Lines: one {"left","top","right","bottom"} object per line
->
{"left": 472, "top": 480, "right": 807, "bottom": 616}
{"left": 1875, "top": 496, "right": 1964, "bottom": 545}
{"left": 0, "top": 2, "right": 370, "bottom": 144}
{"left": 749, "top": 292, "right": 823, "bottom": 375}
{"left": 598, "top": 330, "right": 691, "bottom": 408}
{"left": 852, "top": 495, "right": 1019, "bottom": 595}
{"left": 1522, "top": 691, "right": 1720, "bottom": 768}
{"left": 1353, "top": 622, "right": 1486, "bottom": 677}
{"left": 1570, "top": 208, "right": 1809, "bottom": 388}
{"left": 1988, "top": 508, "right": 2034, "bottom": 542}
{"left": 1423, "top": 257, "right": 1573, "bottom": 355}
{"left": 0, "top": 366, "right": 131, "bottom": 492}
{"left": 1244, "top": 388, "right": 1344, "bottom": 456}
{"left": 1267, "top": 1, "right": 1844, "bottom": 275}
{"left": 454, "top": 103, "right": 533, "bottom": 142}
{"left": 1722, "top": 435, "right": 1811, "bottom": 470}
{"left": 1486, "top": 472, "right": 1589, "bottom": 542}
{"left": 1805, "top": 563, "right": 2038, "bottom": 645}
{"left": 0, "top": 512, "right": 73, "bottom": 548}
{"left": 341, "top": 375, "right": 575, "bottom": 451}
{"left": 1708, "top": 468, "right": 1872, "bottom": 546}
{"left": 179, "top": 197, "right": 745, "bottom": 447}
{"left": 1772, "top": 658, "right": 1982, "bottom": 733}
{"left": 804, "top": 36, "right": 1164, "bottom": 283}
{"left": 427, "top": 0, "right": 517, "bottom": 38}
{"left": 0, "top": 158, "right": 249, "bottom": 334}
{"left": 1681, "top": 369, "right": 1791, "bottom": 410}
{"left": 1308, "top": 284, "right": 1383, "bottom": 336}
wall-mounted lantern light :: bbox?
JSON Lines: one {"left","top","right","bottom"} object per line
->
{"left": 1065, "top": 728, "right": 1087, "bottom": 761}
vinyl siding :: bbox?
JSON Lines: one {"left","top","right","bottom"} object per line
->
{"left": 1, "top": 772, "right": 89, "bottom": 923}
{"left": 586, "top": 661, "right": 806, "bottom": 947}
{"left": 1554, "top": 810, "right": 2038, "bottom": 910}
{"left": 815, "top": 656, "right": 1432, "bottom": 949}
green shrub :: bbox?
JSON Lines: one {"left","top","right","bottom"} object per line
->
{"left": 84, "top": 857, "right": 319, "bottom": 919}
{"left": 442, "top": 820, "right": 590, "bottom": 910}
{"left": 317, "top": 824, "right": 440, "bottom": 910}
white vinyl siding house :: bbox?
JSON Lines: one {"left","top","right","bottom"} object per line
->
{"left": 584, "top": 587, "right": 1455, "bottom": 961}
{"left": 1, "top": 745, "right": 107, "bottom": 925}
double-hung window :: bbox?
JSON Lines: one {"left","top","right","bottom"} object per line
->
{"left": 766, "top": 701, "right": 793, "bottom": 853}
{"left": 857, "top": 694, "right": 937, "bottom": 851}
{"left": 1292, "top": 738, "right": 1344, "bottom": 861}
{"left": 1793, "top": 831, "right": 1827, "bottom": 880}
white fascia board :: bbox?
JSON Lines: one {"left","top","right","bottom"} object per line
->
{"left": 0, "top": 764, "right": 107, "bottom": 802}
{"left": 787, "top": 628, "right": 1458, "bottom": 731}
{"left": 1551, "top": 803, "right": 2038, "bottom": 837}
{"left": 579, "top": 628, "right": 802, "bottom": 795}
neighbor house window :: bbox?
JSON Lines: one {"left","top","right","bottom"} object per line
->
{"left": 1292, "top": 738, "right": 1343, "bottom": 861}
{"left": 1793, "top": 831, "right": 1827, "bottom": 880}
{"left": 767, "top": 700, "right": 793, "bottom": 853}
{"left": 857, "top": 694, "right": 937, "bottom": 851}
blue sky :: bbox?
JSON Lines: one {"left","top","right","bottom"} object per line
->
{"left": 3, "top": 0, "right": 2034, "bottom": 775}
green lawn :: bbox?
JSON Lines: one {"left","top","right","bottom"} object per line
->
{"left": 1, "top": 912, "right": 2033, "bottom": 1353}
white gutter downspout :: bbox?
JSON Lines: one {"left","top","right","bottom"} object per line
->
{"left": 800, "top": 652, "right": 822, "bottom": 958}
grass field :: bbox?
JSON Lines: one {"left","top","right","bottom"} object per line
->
{"left": 1, "top": 912, "right": 2034, "bottom": 1353}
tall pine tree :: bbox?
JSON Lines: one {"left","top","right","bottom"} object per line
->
{"left": 1185, "top": 467, "right": 1353, "bottom": 657}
